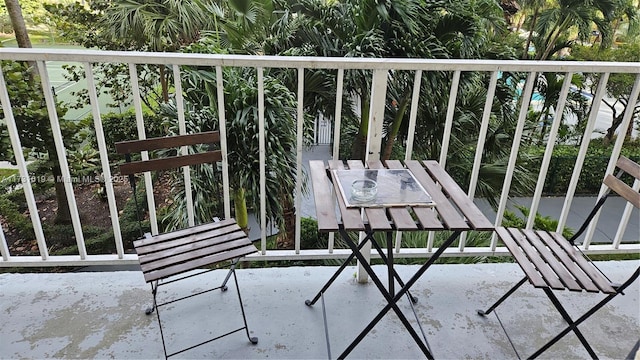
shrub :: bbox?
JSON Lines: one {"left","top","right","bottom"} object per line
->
{"left": 521, "top": 139, "right": 640, "bottom": 195}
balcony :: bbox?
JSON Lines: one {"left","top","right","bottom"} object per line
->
{"left": 0, "top": 48, "right": 639, "bottom": 358}
{"left": 1, "top": 261, "right": 638, "bottom": 359}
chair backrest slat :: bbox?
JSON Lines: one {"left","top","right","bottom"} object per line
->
{"left": 115, "top": 131, "right": 220, "bottom": 154}
{"left": 119, "top": 151, "right": 222, "bottom": 175}
{"left": 604, "top": 174, "right": 640, "bottom": 208}
{"left": 115, "top": 131, "right": 221, "bottom": 175}
{"left": 617, "top": 156, "right": 640, "bottom": 180}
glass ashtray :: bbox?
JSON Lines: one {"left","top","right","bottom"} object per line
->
{"left": 351, "top": 179, "right": 377, "bottom": 202}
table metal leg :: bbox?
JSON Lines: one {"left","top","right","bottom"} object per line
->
{"left": 305, "top": 236, "right": 373, "bottom": 306}
{"left": 339, "top": 230, "right": 462, "bottom": 359}
{"left": 367, "top": 233, "right": 418, "bottom": 303}
{"left": 336, "top": 228, "right": 445, "bottom": 359}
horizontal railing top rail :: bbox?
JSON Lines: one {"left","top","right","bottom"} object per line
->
{"left": 0, "top": 48, "right": 638, "bottom": 268}
{"left": 1, "top": 48, "right": 640, "bottom": 73}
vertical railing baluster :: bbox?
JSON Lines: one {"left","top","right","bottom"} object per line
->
{"left": 37, "top": 60, "right": 87, "bottom": 259}
{"left": 84, "top": 62, "right": 124, "bottom": 258}
{"left": 439, "top": 70, "right": 461, "bottom": 167}
{"left": 556, "top": 73, "right": 610, "bottom": 235}
{"left": 358, "top": 69, "right": 388, "bottom": 283}
{"left": 613, "top": 179, "right": 639, "bottom": 249}
{"left": 129, "top": 63, "right": 158, "bottom": 235}
{"left": 258, "top": 67, "right": 267, "bottom": 254}
{"left": 295, "top": 68, "right": 305, "bottom": 254}
{"left": 396, "top": 70, "right": 423, "bottom": 253}
{"left": 215, "top": 66, "right": 231, "bottom": 219}
{"left": 327, "top": 69, "right": 345, "bottom": 254}
{"left": 172, "top": 64, "right": 194, "bottom": 227}
{"left": 491, "top": 71, "right": 536, "bottom": 250}
{"left": 0, "top": 222, "right": 8, "bottom": 261}
{"left": 583, "top": 74, "right": 640, "bottom": 248}
{"left": 526, "top": 72, "right": 573, "bottom": 229}
{"left": 459, "top": 71, "right": 498, "bottom": 250}
{"left": 0, "top": 65, "right": 48, "bottom": 260}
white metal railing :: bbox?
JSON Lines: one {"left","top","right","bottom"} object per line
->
{"left": 0, "top": 48, "right": 639, "bottom": 267}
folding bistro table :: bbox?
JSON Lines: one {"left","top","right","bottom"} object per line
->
{"left": 305, "top": 159, "right": 493, "bottom": 359}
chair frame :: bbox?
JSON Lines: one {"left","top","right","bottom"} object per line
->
{"left": 116, "top": 131, "right": 258, "bottom": 359}
{"left": 478, "top": 156, "right": 640, "bottom": 359}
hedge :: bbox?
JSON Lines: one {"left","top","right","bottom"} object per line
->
{"left": 521, "top": 139, "right": 640, "bottom": 195}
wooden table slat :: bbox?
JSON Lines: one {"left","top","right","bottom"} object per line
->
{"left": 423, "top": 160, "right": 493, "bottom": 230}
{"left": 328, "top": 160, "right": 364, "bottom": 231}
{"left": 349, "top": 160, "right": 391, "bottom": 231}
{"left": 535, "top": 231, "right": 601, "bottom": 292}
{"left": 496, "top": 227, "right": 547, "bottom": 288}
{"left": 506, "top": 228, "right": 565, "bottom": 290}
{"left": 385, "top": 160, "right": 442, "bottom": 229}
{"left": 388, "top": 208, "right": 418, "bottom": 230}
{"left": 404, "top": 161, "right": 468, "bottom": 230}
{"left": 412, "top": 207, "right": 444, "bottom": 230}
{"left": 309, "top": 160, "right": 340, "bottom": 232}
{"left": 548, "top": 232, "right": 616, "bottom": 294}
{"left": 521, "top": 229, "right": 582, "bottom": 291}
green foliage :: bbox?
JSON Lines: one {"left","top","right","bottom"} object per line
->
{"left": 521, "top": 139, "right": 640, "bottom": 195}
{"left": 0, "top": 193, "right": 34, "bottom": 240}
{"left": 299, "top": 217, "right": 329, "bottom": 249}
{"left": 79, "top": 110, "right": 164, "bottom": 158}
{"left": 502, "top": 204, "right": 575, "bottom": 239}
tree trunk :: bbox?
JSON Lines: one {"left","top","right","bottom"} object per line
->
{"left": 50, "top": 153, "right": 72, "bottom": 225}
{"left": 523, "top": 7, "right": 539, "bottom": 60}
{"left": 233, "top": 187, "right": 249, "bottom": 234}
{"left": 4, "top": 0, "right": 32, "bottom": 48}
{"left": 350, "top": 97, "right": 370, "bottom": 161}
{"left": 277, "top": 195, "right": 295, "bottom": 250}
{"left": 381, "top": 97, "right": 411, "bottom": 161}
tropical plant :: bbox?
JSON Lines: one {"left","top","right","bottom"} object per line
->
{"left": 530, "top": 0, "right": 618, "bottom": 60}
{"left": 570, "top": 43, "right": 640, "bottom": 144}
{"left": 525, "top": 72, "right": 590, "bottom": 146}
{"left": 0, "top": 60, "right": 76, "bottom": 224}
{"left": 502, "top": 204, "right": 575, "bottom": 238}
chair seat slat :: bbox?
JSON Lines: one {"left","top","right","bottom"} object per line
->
{"left": 496, "top": 227, "right": 547, "bottom": 288}
{"left": 142, "top": 245, "right": 257, "bottom": 283}
{"left": 140, "top": 237, "right": 255, "bottom": 272}
{"left": 548, "top": 232, "right": 616, "bottom": 294}
{"left": 138, "top": 231, "right": 248, "bottom": 264}
{"left": 521, "top": 229, "right": 583, "bottom": 291}
{"left": 506, "top": 228, "right": 565, "bottom": 290}
{"left": 535, "top": 231, "right": 601, "bottom": 292}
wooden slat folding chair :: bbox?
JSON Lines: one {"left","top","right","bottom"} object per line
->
{"left": 115, "top": 131, "right": 258, "bottom": 359}
{"left": 478, "top": 156, "right": 640, "bottom": 359}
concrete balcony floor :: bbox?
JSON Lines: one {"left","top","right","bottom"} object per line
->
{"left": 1, "top": 261, "right": 638, "bottom": 359}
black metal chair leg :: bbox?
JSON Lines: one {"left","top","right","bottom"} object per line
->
{"left": 146, "top": 280, "right": 159, "bottom": 315}
{"left": 151, "top": 282, "right": 169, "bottom": 359}
{"left": 531, "top": 288, "right": 599, "bottom": 359}
{"left": 477, "top": 277, "right": 528, "bottom": 316}
{"left": 220, "top": 259, "right": 238, "bottom": 292}
{"left": 231, "top": 267, "right": 258, "bottom": 344}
